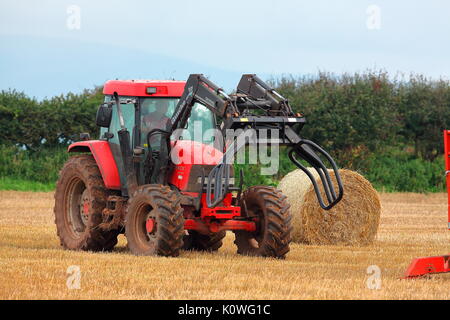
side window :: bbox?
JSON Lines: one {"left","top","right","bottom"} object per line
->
{"left": 110, "top": 100, "right": 135, "bottom": 143}
{"left": 104, "top": 96, "right": 136, "bottom": 188}
{"left": 102, "top": 95, "right": 135, "bottom": 143}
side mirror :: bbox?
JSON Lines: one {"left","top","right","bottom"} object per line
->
{"left": 96, "top": 103, "right": 112, "bottom": 127}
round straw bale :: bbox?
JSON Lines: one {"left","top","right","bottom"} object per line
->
{"left": 278, "top": 168, "right": 380, "bottom": 246}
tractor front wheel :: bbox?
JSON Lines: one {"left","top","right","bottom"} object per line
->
{"left": 125, "top": 185, "right": 185, "bottom": 256}
{"left": 234, "top": 186, "right": 292, "bottom": 259}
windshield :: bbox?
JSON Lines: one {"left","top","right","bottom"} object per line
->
{"left": 140, "top": 98, "right": 216, "bottom": 147}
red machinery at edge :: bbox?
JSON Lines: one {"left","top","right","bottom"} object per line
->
{"left": 403, "top": 130, "right": 450, "bottom": 278}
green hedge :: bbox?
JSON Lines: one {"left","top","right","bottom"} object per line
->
{"left": 234, "top": 150, "right": 445, "bottom": 193}
{"left": 0, "top": 88, "right": 102, "bottom": 150}
{"left": 0, "top": 71, "right": 449, "bottom": 192}
{"left": 0, "top": 145, "right": 444, "bottom": 193}
{"left": 274, "top": 72, "right": 450, "bottom": 163}
{"left": 363, "top": 153, "right": 445, "bottom": 192}
{"left": 0, "top": 177, "right": 55, "bottom": 192}
{"left": 0, "top": 145, "right": 68, "bottom": 185}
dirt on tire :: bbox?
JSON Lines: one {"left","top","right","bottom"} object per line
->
{"left": 125, "top": 184, "right": 184, "bottom": 257}
{"left": 234, "top": 186, "right": 292, "bottom": 259}
{"left": 54, "top": 154, "right": 119, "bottom": 251}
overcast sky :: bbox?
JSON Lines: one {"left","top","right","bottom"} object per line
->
{"left": 1, "top": 0, "right": 450, "bottom": 99}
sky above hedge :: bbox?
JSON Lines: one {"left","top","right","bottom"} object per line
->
{"left": 1, "top": 0, "right": 450, "bottom": 99}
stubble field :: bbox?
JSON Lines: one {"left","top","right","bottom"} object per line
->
{"left": 0, "top": 190, "right": 449, "bottom": 300}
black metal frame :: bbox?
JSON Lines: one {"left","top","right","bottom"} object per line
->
{"left": 288, "top": 139, "right": 344, "bottom": 210}
{"left": 169, "top": 74, "right": 343, "bottom": 210}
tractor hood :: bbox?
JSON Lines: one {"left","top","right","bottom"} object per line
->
{"left": 170, "top": 140, "right": 223, "bottom": 166}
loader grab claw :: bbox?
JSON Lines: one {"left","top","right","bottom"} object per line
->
{"left": 289, "top": 139, "right": 344, "bottom": 210}
{"left": 176, "top": 73, "right": 347, "bottom": 210}
{"left": 206, "top": 161, "right": 231, "bottom": 208}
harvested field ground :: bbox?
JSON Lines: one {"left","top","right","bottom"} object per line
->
{"left": 0, "top": 190, "right": 449, "bottom": 300}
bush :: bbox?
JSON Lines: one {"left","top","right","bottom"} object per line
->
{"left": 0, "top": 145, "right": 68, "bottom": 184}
{"left": 363, "top": 152, "right": 445, "bottom": 192}
{"left": 274, "top": 71, "right": 401, "bottom": 166}
{"left": 274, "top": 72, "right": 450, "bottom": 164}
{"left": 0, "top": 87, "right": 102, "bottom": 151}
{"left": 236, "top": 151, "right": 445, "bottom": 193}
{"left": 0, "top": 71, "right": 449, "bottom": 192}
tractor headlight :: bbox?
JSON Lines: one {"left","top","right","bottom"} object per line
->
{"left": 146, "top": 87, "right": 157, "bottom": 94}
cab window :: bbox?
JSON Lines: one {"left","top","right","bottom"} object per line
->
{"left": 139, "top": 98, "right": 216, "bottom": 146}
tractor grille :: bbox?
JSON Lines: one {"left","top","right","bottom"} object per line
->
{"left": 185, "top": 164, "right": 234, "bottom": 192}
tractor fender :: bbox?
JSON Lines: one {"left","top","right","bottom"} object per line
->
{"left": 68, "top": 140, "right": 121, "bottom": 190}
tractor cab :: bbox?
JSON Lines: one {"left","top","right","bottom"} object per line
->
{"left": 99, "top": 80, "right": 219, "bottom": 191}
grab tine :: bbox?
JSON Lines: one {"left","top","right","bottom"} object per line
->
{"left": 314, "top": 166, "right": 334, "bottom": 204}
{"left": 289, "top": 139, "right": 344, "bottom": 210}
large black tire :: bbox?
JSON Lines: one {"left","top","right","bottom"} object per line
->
{"left": 234, "top": 186, "right": 292, "bottom": 259}
{"left": 125, "top": 185, "right": 184, "bottom": 256}
{"left": 183, "top": 230, "right": 226, "bottom": 252}
{"left": 54, "top": 155, "right": 119, "bottom": 251}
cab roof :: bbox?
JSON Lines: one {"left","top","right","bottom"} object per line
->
{"left": 103, "top": 80, "right": 186, "bottom": 97}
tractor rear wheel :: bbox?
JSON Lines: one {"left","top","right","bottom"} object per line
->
{"left": 234, "top": 186, "right": 292, "bottom": 259}
{"left": 54, "top": 155, "right": 119, "bottom": 251}
{"left": 183, "top": 230, "right": 226, "bottom": 252}
{"left": 125, "top": 185, "right": 184, "bottom": 256}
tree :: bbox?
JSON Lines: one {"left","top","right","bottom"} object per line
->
{"left": 275, "top": 71, "right": 401, "bottom": 168}
{"left": 398, "top": 75, "right": 450, "bottom": 161}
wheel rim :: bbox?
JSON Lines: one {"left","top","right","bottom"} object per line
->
{"left": 145, "top": 214, "right": 157, "bottom": 237}
{"left": 64, "top": 177, "right": 88, "bottom": 238}
{"left": 80, "top": 189, "right": 90, "bottom": 226}
{"left": 135, "top": 203, "right": 158, "bottom": 249}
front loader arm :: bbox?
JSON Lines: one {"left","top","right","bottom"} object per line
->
{"left": 169, "top": 74, "right": 344, "bottom": 210}
{"left": 236, "top": 74, "right": 294, "bottom": 115}
{"left": 170, "top": 74, "right": 236, "bottom": 131}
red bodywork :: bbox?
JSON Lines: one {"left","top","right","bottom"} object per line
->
{"left": 68, "top": 140, "right": 121, "bottom": 190}
{"left": 184, "top": 193, "right": 254, "bottom": 234}
{"left": 446, "top": 130, "right": 450, "bottom": 228}
{"left": 403, "top": 130, "right": 450, "bottom": 278}
{"left": 169, "top": 140, "right": 224, "bottom": 190}
{"left": 103, "top": 80, "right": 185, "bottom": 97}
{"left": 68, "top": 79, "right": 250, "bottom": 235}
{"left": 168, "top": 140, "right": 246, "bottom": 232}
{"left": 404, "top": 255, "right": 450, "bottom": 278}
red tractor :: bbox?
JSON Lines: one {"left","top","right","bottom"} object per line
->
{"left": 403, "top": 130, "right": 450, "bottom": 278}
{"left": 54, "top": 74, "right": 343, "bottom": 258}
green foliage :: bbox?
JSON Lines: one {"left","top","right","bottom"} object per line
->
{"left": 0, "top": 71, "right": 449, "bottom": 192}
{"left": 0, "top": 177, "right": 55, "bottom": 192}
{"left": 0, "top": 87, "right": 103, "bottom": 151}
{"left": 274, "top": 72, "right": 450, "bottom": 166}
{"left": 0, "top": 145, "right": 68, "bottom": 184}
{"left": 0, "top": 90, "right": 40, "bottom": 148}
{"left": 363, "top": 152, "right": 445, "bottom": 192}
{"left": 397, "top": 75, "right": 450, "bottom": 161}
{"left": 235, "top": 150, "right": 445, "bottom": 193}
{"left": 274, "top": 71, "right": 401, "bottom": 167}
